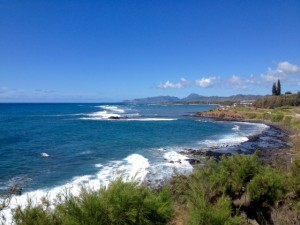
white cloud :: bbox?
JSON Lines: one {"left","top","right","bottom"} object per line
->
{"left": 261, "top": 61, "right": 300, "bottom": 82}
{"left": 157, "top": 78, "right": 190, "bottom": 89}
{"left": 179, "top": 78, "right": 190, "bottom": 86}
{"left": 261, "top": 67, "right": 286, "bottom": 82}
{"left": 195, "top": 77, "right": 216, "bottom": 88}
{"left": 246, "top": 74, "right": 259, "bottom": 84}
{"left": 277, "top": 61, "right": 300, "bottom": 73}
{"left": 227, "top": 75, "right": 247, "bottom": 90}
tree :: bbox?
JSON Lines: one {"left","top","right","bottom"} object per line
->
{"left": 272, "top": 83, "right": 277, "bottom": 96}
{"left": 277, "top": 79, "right": 281, "bottom": 95}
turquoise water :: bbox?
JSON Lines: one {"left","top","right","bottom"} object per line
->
{"left": 0, "top": 103, "right": 268, "bottom": 194}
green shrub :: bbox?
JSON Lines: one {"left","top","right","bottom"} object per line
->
{"left": 278, "top": 105, "right": 292, "bottom": 110}
{"left": 291, "top": 154, "right": 300, "bottom": 196}
{"left": 245, "top": 112, "right": 257, "bottom": 119}
{"left": 185, "top": 155, "right": 261, "bottom": 224}
{"left": 219, "top": 154, "right": 261, "bottom": 196}
{"left": 167, "top": 174, "right": 190, "bottom": 205}
{"left": 187, "top": 182, "right": 243, "bottom": 225}
{"left": 189, "top": 154, "right": 261, "bottom": 198}
{"left": 293, "top": 201, "right": 300, "bottom": 210}
{"left": 262, "top": 112, "right": 272, "bottom": 120}
{"left": 13, "top": 198, "right": 60, "bottom": 225}
{"left": 13, "top": 180, "right": 174, "bottom": 225}
{"left": 271, "top": 113, "right": 284, "bottom": 122}
{"left": 283, "top": 116, "right": 293, "bottom": 125}
{"left": 248, "top": 167, "right": 285, "bottom": 207}
{"left": 255, "top": 114, "right": 263, "bottom": 120}
{"left": 56, "top": 179, "right": 173, "bottom": 225}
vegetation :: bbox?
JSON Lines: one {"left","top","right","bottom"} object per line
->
{"left": 11, "top": 179, "right": 173, "bottom": 225}
{"left": 272, "top": 79, "right": 281, "bottom": 96}
{"left": 272, "top": 83, "right": 276, "bottom": 96}
{"left": 182, "top": 154, "right": 289, "bottom": 225}
{"left": 277, "top": 79, "right": 281, "bottom": 96}
{"left": 201, "top": 104, "right": 300, "bottom": 130}
{"left": 253, "top": 80, "right": 299, "bottom": 108}
{"left": 254, "top": 92, "right": 300, "bottom": 108}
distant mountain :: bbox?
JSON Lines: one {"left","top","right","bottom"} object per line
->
{"left": 124, "top": 96, "right": 180, "bottom": 104}
{"left": 182, "top": 94, "right": 262, "bottom": 103}
{"left": 182, "top": 93, "right": 206, "bottom": 101}
{"left": 124, "top": 94, "right": 263, "bottom": 104}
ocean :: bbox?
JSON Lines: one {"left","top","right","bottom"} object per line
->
{"left": 0, "top": 103, "right": 285, "bottom": 221}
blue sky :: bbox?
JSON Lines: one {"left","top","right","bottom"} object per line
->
{"left": 1, "top": 0, "right": 300, "bottom": 102}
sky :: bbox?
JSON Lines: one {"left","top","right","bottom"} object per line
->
{"left": 0, "top": 0, "right": 300, "bottom": 102}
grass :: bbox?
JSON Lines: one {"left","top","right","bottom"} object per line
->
{"left": 271, "top": 113, "right": 284, "bottom": 122}
{"left": 202, "top": 105, "right": 300, "bottom": 129}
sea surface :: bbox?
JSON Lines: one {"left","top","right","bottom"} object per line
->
{"left": 0, "top": 103, "right": 286, "bottom": 221}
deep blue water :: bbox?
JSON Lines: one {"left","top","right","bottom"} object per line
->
{"left": 0, "top": 103, "right": 268, "bottom": 193}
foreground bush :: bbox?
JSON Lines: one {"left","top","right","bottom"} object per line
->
{"left": 13, "top": 198, "right": 60, "bottom": 225}
{"left": 13, "top": 179, "right": 173, "bottom": 225}
{"left": 248, "top": 167, "right": 285, "bottom": 207}
{"left": 219, "top": 154, "right": 261, "bottom": 196}
{"left": 291, "top": 153, "right": 300, "bottom": 196}
{"left": 185, "top": 156, "right": 257, "bottom": 225}
{"left": 185, "top": 153, "right": 287, "bottom": 225}
{"left": 187, "top": 192, "right": 242, "bottom": 225}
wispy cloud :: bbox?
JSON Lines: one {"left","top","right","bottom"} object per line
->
{"left": 261, "top": 61, "right": 300, "bottom": 82}
{"left": 0, "top": 87, "right": 104, "bottom": 102}
{"left": 232, "top": 61, "right": 300, "bottom": 92}
{"left": 195, "top": 76, "right": 216, "bottom": 88}
{"left": 245, "top": 74, "right": 260, "bottom": 85}
{"left": 227, "top": 75, "right": 247, "bottom": 90}
{"left": 157, "top": 78, "right": 190, "bottom": 89}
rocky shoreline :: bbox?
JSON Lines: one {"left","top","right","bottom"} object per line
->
{"left": 180, "top": 115, "right": 294, "bottom": 168}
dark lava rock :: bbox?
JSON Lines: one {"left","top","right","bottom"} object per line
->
{"left": 109, "top": 116, "right": 120, "bottom": 119}
{"left": 185, "top": 158, "right": 201, "bottom": 165}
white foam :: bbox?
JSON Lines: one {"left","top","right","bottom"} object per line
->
{"left": 201, "top": 136, "right": 249, "bottom": 148}
{"left": 79, "top": 105, "right": 137, "bottom": 120}
{"left": 125, "top": 118, "right": 177, "bottom": 121}
{"left": 41, "top": 153, "right": 49, "bottom": 157}
{"left": 163, "top": 151, "right": 193, "bottom": 168}
{"left": 120, "top": 154, "right": 150, "bottom": 181}
{"left": 124, "top": 113, "right": 140, "bottom": 117}
{"left": 97, "top": 105, "right": 125, "bottom": 113}
{"left": 78, "top": 150, "right": 93, "bottom": 155}
{"left": 233, "top": 122, "right": 269, "bottom": 137}
{"left": 0, "top": 154, "right": 150, "bottom": 224}
{"left": 235, "top": 122, "right": 269, "bottom": 130}
{"left": 146, "top": 151, "right": 193, "bottom": 186}
{"left": 80, "top": 111, "right": 121, "bottom": 120}
{"left": 232, "top": 125, "right": 240, "bottom": 131}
